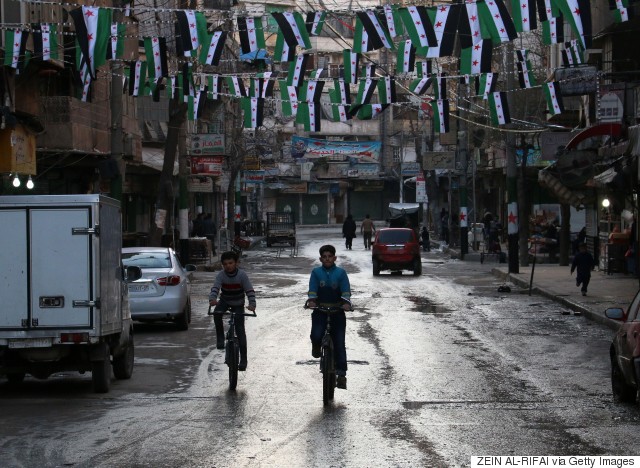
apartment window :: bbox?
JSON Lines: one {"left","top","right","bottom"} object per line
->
{"left": 392, "top": 146, "right": 402, "bottom": 163}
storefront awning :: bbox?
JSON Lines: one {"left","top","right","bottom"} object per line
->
{"left": 141, "top": 148, "right": 179, "bottom": 175}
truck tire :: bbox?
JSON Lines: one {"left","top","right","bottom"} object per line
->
{"left": 92, "top": 344, "right": 111, "bottom": 393}
{"left": 113, "top": 334, "right": 134, "bottom": 380}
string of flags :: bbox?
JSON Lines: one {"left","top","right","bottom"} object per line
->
{"left": 2, "top": 0, "right": 626, "bottom": 131}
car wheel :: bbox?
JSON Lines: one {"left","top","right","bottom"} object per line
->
{"left": 113, "top": 334, "right": 134, "bottom": 380}
{"left": 611, "top": 356, "right": 636, "bottom": 403}
{"left": 413, "top": 258, "right": 422, "bottom": 276}
{"left": 373, "top": 258, "right": 380, "bottom": 276}
{"left": 92, "top": 344, "right": 111, "bottom": 393}
{"left": 187, "top": 298, "right": 192, "bottom": 324}
{"left": 176, "top": 303, "right": 189, "bottom": 331}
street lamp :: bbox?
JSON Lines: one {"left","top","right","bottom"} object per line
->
{"left": 12, "top": 174, "right": 20, "bottom": 187}
{"left": 602, "top": 197, "right": 610, "bottom": 208}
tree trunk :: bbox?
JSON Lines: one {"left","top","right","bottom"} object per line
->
{"left": 149, "top": 99, "right": 187, "bottom": 247}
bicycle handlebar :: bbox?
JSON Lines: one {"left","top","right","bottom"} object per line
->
{"left": 304, "top": 304, "right": 353, "bottom": 313}
{"left": 207, "top": 305, "right": 257, "bottom": 317}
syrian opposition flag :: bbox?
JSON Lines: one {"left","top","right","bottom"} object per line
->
{"left": 4, "top": 29, "right": 29, "bottom": 71}
{"left": 144, "top": 37, "right": 168, "bottom": 80}
{"left": 250, "top": 73, "right": 275, "bottom": 98}
{"left": 357, "top": 104, "right": 387, "bottom": 120}
{"left": 459, "top": 207, "right": 468, "bottom": 228}
{"left": 207, "top": 75, "right": 222, "bottom": 100}
{"left": 279, "top": 80, "right": 299, "bottom": 117}
{"left": 478, "top": 0, "right": 517, "bottom": 44}
{"left": 329, "top": 81, "right": 351, "bottom": 122}
{"left": 488, "top": 91, "right": 511, "bottom": 125}
{"left": 241, "top": 97, "right": 264, "bottom": 128}
{"left": 306, "top": 11, "right": 327, "bottom": 35}
{"left": 296, "top": 102, "right": 321, "bottom": 132}
{"left": 542, "top": 16, "right": 564, "bottom": 44}
{"left": 181, "top": 62, "right": 195, "bottom": 100}
{"left": 543, "top": 81, "right": 564, "bottom": 116}
{"left": 537, "top": 0, "right": 555, "bottom": 22}
{"left": 610, "top": 0, "right": 630, "bottom": 23}
{"left": 516, "top": 50, "right": 536, "bottom": 88}
{"left": 397, "top": 40, "right": 416, "bottom": 74}
{"left": 274, "top": 32, "right": 296, "bottom": 63}
{"left": 361, "top": 64, "right": 376, "bottom": 80}
{"left": 354, "top": 10, "right": 393, "bottom": 53}
{"left": 552, "top": 0, "right": 591, "bottom": 49}
{"left": 226, "top": 76, "right": 246, "bottom": 97}
{"left": 237, "top": 17, "right": 266, "bottom": 55}
{"left": 272, "top": 12, "right": 312, "bottom": 50}
{"left": 427, "top": 4, "right": 461, "bottom": 58}
{"left": 460, "top": 39, "right": 493, "bottom": 75}
{"left": 507, "top": 202, "right": 518, "bottom": 234}
{"left": 398, "top": 6, "right": 437, "bottom": 51}
{"left": 475, "top": 73, "right": 498, "bottom": 99}
{"left": 33, "top": 23, "right": 58, "bottom": 61}
{"left": 287, "top": 54, "right": 308, "bottom": 87}
{"left": 458, "top": 2, "right": 482, "bottom": 49}
{"left": 418, "top": 60, "right": 432, "bottom": 78}
{"left": 107, "top": 22, "right": 125, "bottom": 60}
{"left": 562, "top": 40, "right": 584, "bottom": 67}
{"left": 298, "top": 80, "right": 324, "bottom": 103}
{"left": 187, "top": 85, "right": 206, "bottom": 121}
{"left": 199, "top": 31, "right": 226, "bottom": 66}
{"left": 410, "top": 76, "right": 431, "bottom": 95}
{"left": 511, "top": 0, "right": 537, "bottom": 32}
{"left": 383, "top": 4, "right": 404, "bottom": 38}
{"left": 128, "top": 60, "right": 147, "bottom": 97}
{"left": 378, "top": 77, "right": 396, "bottom": 105}
{"left": 174, "top": 10, "right": 207, "bottom": 54}
{"left": 341, "top": 50, "right": 359, "bottom": 84}
{"left": 431, "top": 99, "right": 450, "bottom": 133}
{"left": 70, "top": 6, "right": 112, "bottom": 79}
{"left": 432, "top": 74, "right": 447, "bottom": 100}
{"left": 350, "top": 78, "right": 378, "bottom": 116}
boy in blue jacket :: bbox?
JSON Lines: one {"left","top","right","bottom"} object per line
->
{"left": 306, "top": 244, "right": 352, "bottom": 389}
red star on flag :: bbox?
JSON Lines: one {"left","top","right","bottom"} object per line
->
{"left": 85, "top": 10, "right": 95, "bottom": 17}
{"left": 440, "top": 6, "right": 446, "bottom": 12}
{"left": 474, "top": 44, "right": 481, "bottom": 50}
{"left": 436, "top": 21, "right": 443, "bottom": 28}
{"left": 495, "top": 14, "right": 500, "bottom": 19}
{"left": 508, "top": 211, "right": 517, "bottom": 224}
{"left": 189, "top": 23, "right": 195, "bottom": 28}
{"left": 574, "top": 8, "right": 580, "bottom": 15}
{"left": 153, "top": 38, "right": 158, "bottom": 43}
{"left": 522, "top": 3, "right": 527, "bottom": 8}
{"left": 460, "top": 212, "right": 466, "bottom": 222}
{"left": 87, "top": 33, "right": 93, "bottom": 40}
{"left": 471, "top": 15, "right": 477, "bottom": 22}
{"left": 473, "top": 60, "right": 478, "bottom": 66}
{"left": 474, "top": 31, "right": 480, "bottom": 37}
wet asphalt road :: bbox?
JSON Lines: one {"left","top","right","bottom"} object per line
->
{"left": 0, "top": 227, "right": 638, "bottom": 467}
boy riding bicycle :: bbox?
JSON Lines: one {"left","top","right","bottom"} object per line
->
{"left": 209, "top": 251, "right": 256, "bottom": 371}
{"left": 306, "top": 244, "right": 352, "bottom": 389}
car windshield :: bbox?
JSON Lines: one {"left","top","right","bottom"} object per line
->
{"left": 122, "top": 252, "right": 172, "bottom": 269}
{"left": 378, "top": 230, "right": 412, "bottom": 244}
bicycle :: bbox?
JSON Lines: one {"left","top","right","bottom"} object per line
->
{"left": 208, "top": 305, "right": 256, "bottom": 390}
{"left": 305, "top": 301, "right": 352, "bottom": 405}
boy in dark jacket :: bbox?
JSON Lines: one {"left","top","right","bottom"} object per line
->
{"left": 571, "top": 243, "right": 595, "bottom": 296}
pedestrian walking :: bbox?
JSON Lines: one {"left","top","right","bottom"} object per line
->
{"left": 342, "top": 214, "right": 357, "bottom": 250}
{"left": 421, "top": 225, "right": 430, "bottom": 252}
{"left": 361, "top": 214, "right": 376, "bottom": 250}
{"left": 571, "top": 242, "right": 595, "bottom": 296}
{"left": 202, "top": 213, "right": 217, "bottom": 255}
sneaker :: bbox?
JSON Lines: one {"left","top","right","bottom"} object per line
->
{"left": 238, "top": 359, "right": 247, "bottom": 371}
{"left": 336, "top": 375, "right": 347, "bottom": 389}
{"left": 582, "top": 291, "right": 587, "bottom": 296}
{"left": 216, "top": 341, "right": 225, "bottom": 350}
{"left": 312, "top": 343, "right": 321, "bottom": 358}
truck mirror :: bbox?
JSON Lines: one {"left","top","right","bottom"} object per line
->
{"left": 124, "top": 265, "right": 142, "bottom": 282}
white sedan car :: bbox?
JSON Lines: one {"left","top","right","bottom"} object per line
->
{"left": 122, "top": 247, "right": 196, "bottom": 330}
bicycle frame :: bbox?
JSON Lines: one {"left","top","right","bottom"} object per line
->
{"left": 208, "top": 305, "right": 256, "bottom": 390}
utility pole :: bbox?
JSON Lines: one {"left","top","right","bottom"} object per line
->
{"left": 506, "top": 43, "right": 519, "bottom": 273}
{"left": 458, "top": 79, "right": 469, "bottom": 257}
{"left": 109, "top": 62, "right": 123, "bottom": 201}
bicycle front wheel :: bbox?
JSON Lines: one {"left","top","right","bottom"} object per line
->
{"left": 227, "top": 340, "right": 239, "bottom": 390}
{"left": 321, "top": 346, "right": 335, "bottom": 405}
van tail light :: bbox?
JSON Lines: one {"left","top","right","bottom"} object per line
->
{"left": 157, "top": 276, "right": 181, "bottom": 286}
{"left": 61, "top": 333, "right": 89, "bottom": 343}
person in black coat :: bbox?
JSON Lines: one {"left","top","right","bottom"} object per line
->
{"left": 421, "top": 226, "right": 430, "bottom": 252}
{"left": 342, "top": 214, "right": 357, "bottom": 250}
{"left": 571, "top": 243, "right": 595, "bottom": 296}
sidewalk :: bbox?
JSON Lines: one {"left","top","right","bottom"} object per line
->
{"left": 441, "top": 241, "right": 639, "bottom": 330}
{"left": 491, "top": 263, "right": 638, "bottom": 331}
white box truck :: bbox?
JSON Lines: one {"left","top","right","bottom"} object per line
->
{"left": 0, "top": 195, "right": 141, "bottom": 393}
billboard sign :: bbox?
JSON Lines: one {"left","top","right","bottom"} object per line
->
{"left": 189, "top": 156, "right": 223, "bottom": 175}
{"left": 189, "top": 134, "right": 225, "bottom": 154}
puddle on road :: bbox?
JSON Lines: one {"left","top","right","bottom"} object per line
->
{"left": 407, "top": 296, "right": 452, "bottom": 315}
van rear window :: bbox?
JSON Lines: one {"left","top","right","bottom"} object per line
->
{"left": 378, "top": 230, "right": 412, "bottom": 243}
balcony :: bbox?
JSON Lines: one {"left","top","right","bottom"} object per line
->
{"left": 37, "top": 96, "right": 111, "bottom": 155}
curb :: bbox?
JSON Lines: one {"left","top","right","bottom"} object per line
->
{"left": 490, "top": 268, "right": 620, "bottom": 332}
